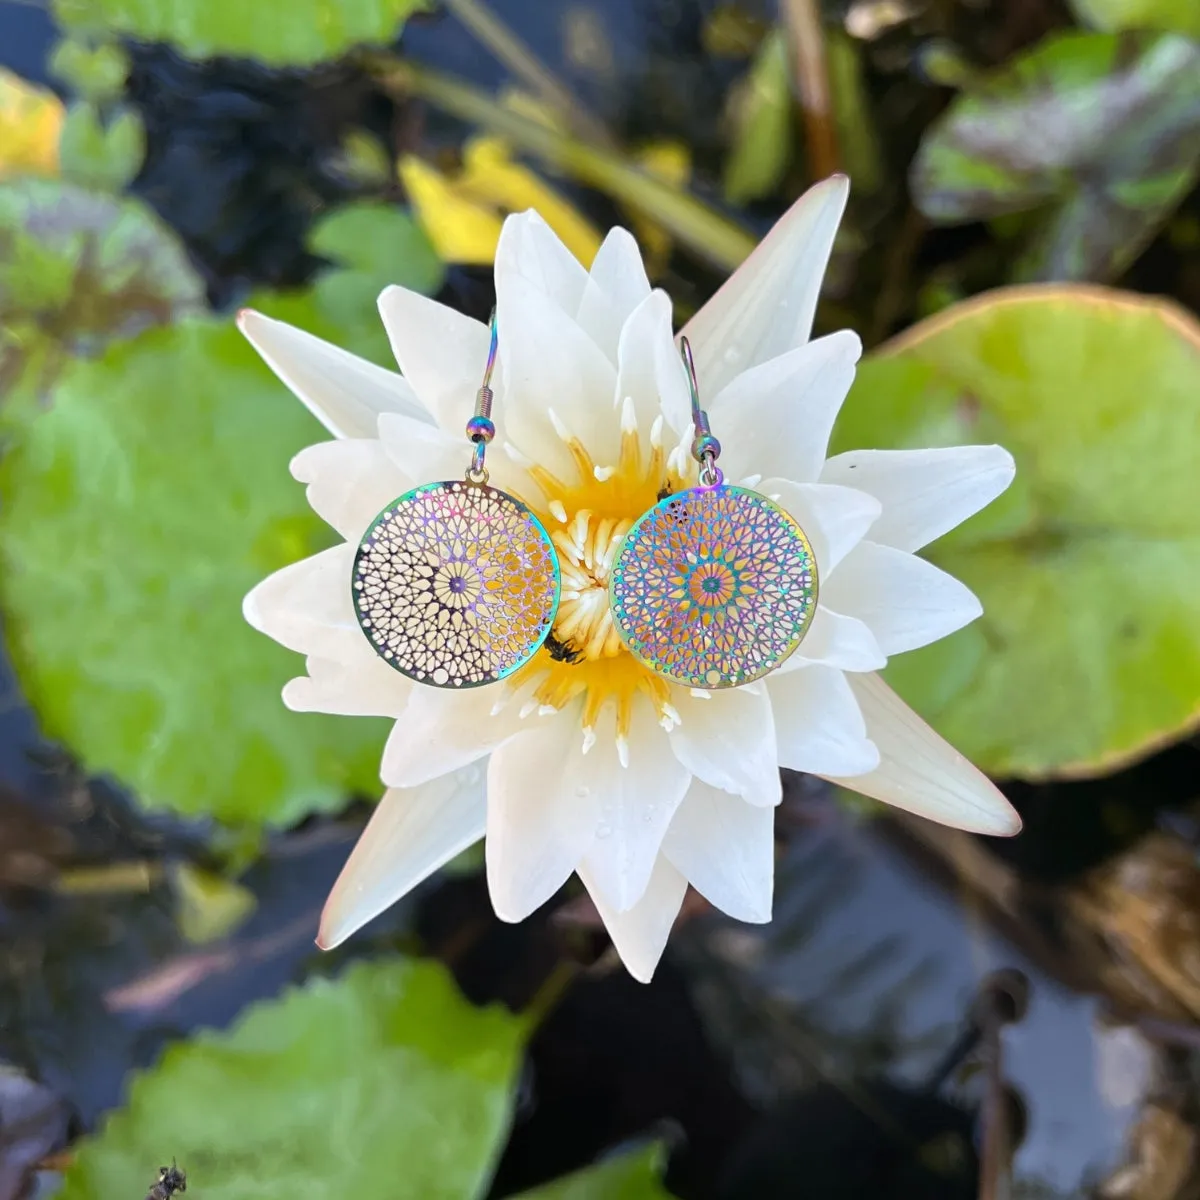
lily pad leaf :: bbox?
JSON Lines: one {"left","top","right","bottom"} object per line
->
{"left": 831, "top": 285, "right": 1200, "bottom": 780}
{"left": 0, "top": 178, "right": 204, "bottom": 416}
{"left": 308, "top": 201, "right": 444, "bottom": 365}
{"left": 1069, "top": 0, "right": 1200, "bottom": 38}
{"left": 57, "top": 958, "right": 528, "bottom": 1199}
{"left": 53, "top": 0, "right": 431, "bottom": 66}
{"left": 911, "top": 32, "right": 1200, "bottom": 282}
{"left": 58, "top": 101, "right": 145, "bottom": 193}
{"left": 515, "top": 1144, "right": 674, "bottom": 1199}
{"left": 0, "top": 312, "right": 390, "bottom": 825}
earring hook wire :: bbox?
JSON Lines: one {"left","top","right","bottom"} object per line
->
{"left": 466, "top": 307, "right": 499, "bottom": 484}
{"left": 679, "top": 336, "right": 722, "bottom": 488}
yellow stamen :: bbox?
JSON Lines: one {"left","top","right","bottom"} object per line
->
{"left": 507, "top": 409, "right": 693, "bottom": 746}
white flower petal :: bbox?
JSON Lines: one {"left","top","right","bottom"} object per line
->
{"left": 669, "top": 685, "right": 781, "bottom": 806}
{"left": 290, "top": 439, "right": 409, "bottom": 541}
{"left": 766, "top": 478, "right": 880, "bottom": 575}
{"left": 768, "top": 664, "right": 880, "bottom": 776}
{"left": 377, "top": 412, "right": 469, "bottom": 482}
{"left": 780, "top": 605, "right": 886, "bottom": 673}
{"left": 382, "top": 686, "right": 530, "bottom": 788}
{"left": 662, "top": 780, "right": 774, "bottom": 922}
{"left": 820, "top": 445, "right": 1017, "bottom": 552}
{"left": 317, "top": 765, "right": 486, "bottom": 949}
{"left": 237, "top": 309, "right": 428, "bottom": 438}
{"left": 283, "top": 651, "right": 411, "bottom": 717}
{"left": 578, "top": 854, "right": 688, "bottom": 983}
{"left": 681, "top": 175, "right": 849, "bottom": 397}
{"left": 821, "top": 541, "right": 983, "bottom": 655}
{"left": 377, "top": 287, "right": 503, "bottom": 435}
{"left": 824, "top": 674, "right": 1021, "bottom": 835}
{"left": 486, "top": 704, "right": 599, "bottom": 922}
{"left": 242, "top": 543, "right": 362, "bottom": 659}
{"left": 579, "top": 702, "right": 692, "bottom": 913}
{"left": 577, "top": 226, "right": 652, "bottom": 363}
{"left": 496, "top": 272, "right": 620, "bottom": 475}
{"left": 376, "top": 411, "right": 537, "bottom": 500}
{"left": 615, "top": 290, "right": 693, "bottom": 443}
{"left": 495, "top": 208, "right": 589, "bottom": 316}
{"left": 709, "top": 331, "right": 862, "bottom": 486}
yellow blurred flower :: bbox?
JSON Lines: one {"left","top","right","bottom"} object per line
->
{"left": 401, "top": 136, "right": 602, "bottom": 268}
{"left": 0, "top": 69, "right": 63, "bottom": 179}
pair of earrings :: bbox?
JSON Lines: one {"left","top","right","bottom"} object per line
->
{"left": 351, "top": 315, "right": 818, "bottom": 692}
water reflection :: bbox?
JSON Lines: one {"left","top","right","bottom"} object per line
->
{"left": 677, "top": 790, "right": 1167, "bottom": 1196}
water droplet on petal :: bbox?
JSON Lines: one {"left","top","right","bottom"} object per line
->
{"left": 596, "top": 822, "right": 612, "bottom": 839}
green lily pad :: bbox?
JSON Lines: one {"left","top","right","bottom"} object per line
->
{"left": 0, "top": 179, "right": 203, "bottom": 413}
{"left": 514, "top": 1145, "right": 674, "bottom": 1199}
{"left": 53, "top": 0, "right": 430, "bottom": 66}
{"left": 1069, "top": 0, "right": 1200, "bottom": 37}
{"left": 0, "top": 312, "right": 391, "bottom": 825}
{"left": 911, "top": 32, "right": 1200, "bottom": 282}
{"left": 832, "top": 285, "right": 1200, "bottom": 780}
{"left": 58, "top": 958, "right": 528, "bottom": 1199}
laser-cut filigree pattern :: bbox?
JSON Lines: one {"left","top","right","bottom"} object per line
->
{"left": 609, "top": 485, "right": 817, "bottom": 689}
{"left": 353, "top": 481, "right": 560, "bottom": 688}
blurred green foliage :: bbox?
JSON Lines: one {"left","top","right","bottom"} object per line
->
{"left": 912, "top": 32, "right": 1200, "bottom": 282}
{"left": 53, "top": 0, "right": 431, "bottom": 65}
{"left": 514, "top": 1145, "right": 673, "bottom": 1199}
{"left": 0, "top": 178, "right": 203, "bottom": 405}
{"left": 49, "top": 38, "right": 130, "bottom": 103}
{"left": 58, "top": 101, "right": 144, "bottom": 191}
{"left": 721, "top": 30, "right": 791, "bottom": 207}
{"left": 836, "top": 286, "right": 1200, "bottom": 779}
{"left": 0, "top": 176, "right": 445, "bottom": 826}
{"left": 308, "top": 201, "right": 446, "bottom": 361}
{"left": 1069, "top": 0, "right": 1200, "bottom": 37}
{"left": 0, "top": 309, "right": 391, "bottom": 825}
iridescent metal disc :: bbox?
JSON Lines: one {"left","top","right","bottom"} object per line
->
{"left": 353, "top": 480, "right": 560, "bottom": 688}
{"left": 609, "top": 484, "right": 817, "bottom": 689}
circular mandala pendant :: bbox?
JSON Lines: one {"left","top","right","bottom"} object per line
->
{"left": 353, "top": 480, "right": 560, "bottom": 688}
{"left": 609, "top": 485, "right": 817, "bottom": 689}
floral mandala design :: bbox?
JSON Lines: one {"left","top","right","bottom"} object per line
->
{"left": 609, "top": 485, "right": 817, "bottom": 688}
{"left": 353, "top": 480, "right": 560, "bottom": 687}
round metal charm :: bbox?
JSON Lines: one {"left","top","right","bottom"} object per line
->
{"left": 353, "top": 480, "right": 560, "bottom": 688}
{"left": 609, "top": 484, "right": 817, "bottom": 689}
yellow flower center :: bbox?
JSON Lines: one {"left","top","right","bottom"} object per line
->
{"left": 507, "top": 400, "right": 692, "bottom": 752}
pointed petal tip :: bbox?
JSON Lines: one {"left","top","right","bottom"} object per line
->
{"left": 314, "top": 912, "right": 346, "bottom": 952}
{"left": 817, "top": 172, "right": 850, "bottom": 197}
{"left": 976, "top": 794, "right": 1023, "bottom": 837}
{"left": 235, "top": 307, "right": 273, "bottom": 340}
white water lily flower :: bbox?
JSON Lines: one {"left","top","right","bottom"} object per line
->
{"left": 241, "top": 175, "right": 1020, "bottom": 983}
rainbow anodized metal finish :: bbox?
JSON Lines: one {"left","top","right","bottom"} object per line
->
{"left": 608, "top": 483, "right": 818, "bottom": 689}
{"left": 353, "top": 479, "right": 560, "bottom": 688}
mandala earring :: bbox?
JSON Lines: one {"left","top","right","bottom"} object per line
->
{"left": 608, "top": 337, "right": 817, "bottom": 690}
{"left": 352, "top": 313, "right": 561, "bottom": 688}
